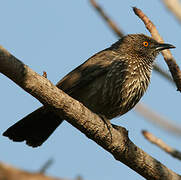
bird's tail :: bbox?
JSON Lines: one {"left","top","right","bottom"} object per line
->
{"left": 3, "top": 107, "right": 63, "bottom": 147}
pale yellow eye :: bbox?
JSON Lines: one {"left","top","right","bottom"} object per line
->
{"left": 143, "top": 41, "right": 149, "bottom": 47}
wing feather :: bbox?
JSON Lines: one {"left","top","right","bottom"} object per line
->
{"left": 56, "top": 49, "right": 116, "bottom": 94}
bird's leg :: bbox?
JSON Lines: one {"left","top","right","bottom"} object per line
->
{"left": 98, "top": 114, "right": 113, "bottom": 142}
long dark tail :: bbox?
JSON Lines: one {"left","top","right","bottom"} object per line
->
{"left": 3, "top": 107, "right": 63, "bottom": 147}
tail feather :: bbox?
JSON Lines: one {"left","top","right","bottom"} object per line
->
{"left": 3, "top": 107, "right": 63, "bottom": 147}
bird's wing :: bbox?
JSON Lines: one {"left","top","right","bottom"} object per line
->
{"left": 56, "top": 49, "right": 116, "bottom": 94}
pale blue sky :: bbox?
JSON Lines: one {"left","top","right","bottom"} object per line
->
{"left": 0, "top": 1, "right": 181, "bottom": 180}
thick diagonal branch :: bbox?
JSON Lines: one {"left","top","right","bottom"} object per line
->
{"left": 0, "top": 46, "right": 181, "bottom": 179}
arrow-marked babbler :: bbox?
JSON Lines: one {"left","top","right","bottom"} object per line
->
{"left": 3, "top": 34, "right": 175, "bottom": 147}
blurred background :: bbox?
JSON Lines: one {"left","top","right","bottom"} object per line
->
{"left": 0, "top": 0, "right": 181, "bottom": 179}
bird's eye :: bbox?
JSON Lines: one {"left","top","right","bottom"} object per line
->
{"left": 143, "top": 41, "right": 149, "bottom": 47}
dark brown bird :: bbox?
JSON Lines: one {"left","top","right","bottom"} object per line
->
{"left": 3, "top": 34, "right": 175, "bottom": 147}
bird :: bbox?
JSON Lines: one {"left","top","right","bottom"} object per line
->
{"left": 3, "top": 34, "right": 175, "bottom": 147}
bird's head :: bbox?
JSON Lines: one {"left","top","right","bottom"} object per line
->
{"left": 111, "top": 34, "right": 175, "bottom": 62}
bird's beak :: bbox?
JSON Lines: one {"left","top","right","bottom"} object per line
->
{"left": 155, "top": 43, "right": 176, "bottom": 51}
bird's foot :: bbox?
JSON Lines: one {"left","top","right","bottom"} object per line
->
{"left": 98, "top": 114, "right": 113, "bottom": 142}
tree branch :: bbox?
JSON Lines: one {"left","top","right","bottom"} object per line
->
{"left": 0, "top": 47, "right": 181, "bottom": 179}
{"left": 133, "top": 7, "right": 181, "bottom": 92}
{"left": 161, "top": 0, "right": 181, "bottom": 24}
{"left": 142, "top": 131, "right": 181, "bottom": 160}
{"left": 89, "top": 0, "right": 124, "bottom": 37}
{"left": 135, "top": 103, "right": 181, "bottom": 136}
{"left": 0, "top": 162, "right": 62, "bottom": 180}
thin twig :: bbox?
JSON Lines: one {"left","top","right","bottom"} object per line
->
{"left": 133, "top": 7, "right": 181, "bottom": 92}
{"left": 89, "top": 0, "right": 124, "bottom": 38}
{"left": 161, "top": 0, "right": 181, "bottom": 24}
{"left": 39, "top": 159, "right": 54, "bottom": 174}
{"left": 135, "top": 103, "right": 181, "bottom": 136}
{"left": 142, "top": 130, "right": 181, "bottom": 160}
